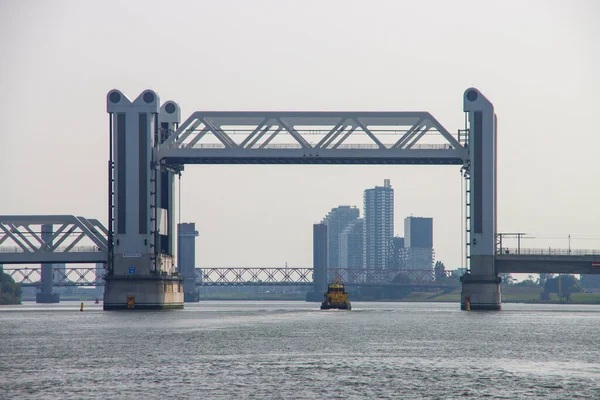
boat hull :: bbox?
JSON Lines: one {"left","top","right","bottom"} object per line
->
{"left": 320, "top": 301, "right": 351, "bottom": 310}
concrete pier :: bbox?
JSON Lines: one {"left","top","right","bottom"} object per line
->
{"left": 307, "top": 223, "right": 328, "bottom": 301}
{"left": 178, "top": 223, "right": 199, "bottom": 302}
{"left": 103, "top": 90, "right": 183, "bottom": 310}
{"left": 36, "top": 224, "right": 60, "bottom": 303}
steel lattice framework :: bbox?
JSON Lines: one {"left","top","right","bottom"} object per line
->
{"left": 195, "top": 267, "right": 453, "bottom": 286}
{"left": 7, "top": 266, "right": 456, "bottom": 287}
{"left": 0, "top": 216, "right": 108, "bottom": 264}
{"left": 6, "top": 267, "right": 104, "bottom": 287}
{"left": 196, "top": 267, "right": 313, "bottom": 286}
{"left": 157, "top": 111, "right": 467, "bottom": 165}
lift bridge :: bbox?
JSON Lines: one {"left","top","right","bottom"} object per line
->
{"left": 2, "top": 87, "right": 599, "bottom": 310}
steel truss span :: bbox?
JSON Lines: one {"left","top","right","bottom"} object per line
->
{"left": 0, "top": 216, "right": 108, "bottom": 264}
{"left": 196, "top": 267, "right": 313, "bottom": 286}
{"left": 6, "top": 267, "right": 104, "bottom": 287}
{"left": 157, "top": 111, "right": 467, "bottom": 165}
{"left": 195, "top": 267, "right": 452, "bottom": 286}
{"left": 7, "top": 265, "right": 454, "bottom": 288}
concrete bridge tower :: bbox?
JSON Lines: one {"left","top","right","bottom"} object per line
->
{"left": 460, "top": 88, "right": 501, "bottom": 310}
{"left": 104, "top": 90, "right": 183, "bottom": 309}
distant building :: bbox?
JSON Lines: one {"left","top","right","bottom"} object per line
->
{"left": 322, "top": 206, "right": 360, "bottom": 271}
{"left": 390, "top": 236, "right": 406, "bottom": 269}
{"left": 404, "top": 216, "right": 434, "bottom": 270}
{"left": 363, "top": 179, "right": 394, "bottom": 269}
{"left": 340, "top": 218, "right": 364, "bottom": 270}
{"left": 405, "top": 216, "right": 433, "bottom": 248}
{"left": 403, "top": 247, "right": 434, "bottom": 270}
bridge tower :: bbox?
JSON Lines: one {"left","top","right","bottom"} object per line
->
{"left": 104, "top": 90, "right": 183, "bottom": 309}
{"left": 460, "top": 88, "right": 500, "bottom": 310}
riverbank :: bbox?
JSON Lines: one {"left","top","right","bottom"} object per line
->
{"left": 379, "top": 287, "right": 600, "bottom": 304}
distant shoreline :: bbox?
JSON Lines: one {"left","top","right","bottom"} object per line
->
{"left": 19, "top": 287, "right": 600, "bottom": 305}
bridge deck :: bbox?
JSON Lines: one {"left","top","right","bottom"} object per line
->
{"left": 496, "top": 248, "right": 600, "bottom": 275}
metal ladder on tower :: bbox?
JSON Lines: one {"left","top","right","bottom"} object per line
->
{"left": 459, "top": 124, "right": 471, "bottom": 273}
{"left": 107, "top": 160, "right": 115, "bottom": 275}
{"left": 464, "top": 169, "right": 471, "bottom": 272}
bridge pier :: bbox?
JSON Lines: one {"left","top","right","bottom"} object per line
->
{"left": 104, "top": 90, "right": 183, "bottom": 310}
{"left": 460, "top": 88, "right": 501, "bottom": 310}
{"left": 460, "top": 257, "right": 501, "bottom": 310}
{"left": 307, "top": 223, "right": 328, "bottom": 301}
{"left": 178, "top": 223, "right": 199, "bottom": 302}
{"left": 36, "top": 224, "right": 60, "bottom": 303}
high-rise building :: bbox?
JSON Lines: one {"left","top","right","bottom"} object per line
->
{"left": 322, "top": 206, "right": 360, "bottom": 270}
{"left": 404, "top": 216, "right": 434, "bottom": 270}
{"left": 390, "top": 236, "right": 405, "bottom": 269}
{"left": 405, "top": 217, "right": 433, "bottom": 248}
{"left": 340, "top": 219, "right": 364, "bottom": 269}
{"left": 363, "top": 179, "right": 394, "bottom": 269}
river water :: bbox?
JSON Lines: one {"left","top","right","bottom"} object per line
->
{"left": 1, "top": 301, "right": 599, "bottom": 399}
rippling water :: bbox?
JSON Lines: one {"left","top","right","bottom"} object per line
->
{"left": 1, "top": 301, "right": 599, "bottom": 399}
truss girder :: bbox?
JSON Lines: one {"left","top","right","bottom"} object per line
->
{"left": 194, "top": 267, "right": 446, "bottom": 286}
{"left": 0, "top": 216, "right": 109, "bottom": 264}
{"left": 6, "top": 266, "right": 452, "bottom": 287}
{"left": 157, "top": 111, "right": 466, "bottom": 165}
{"left": 196, "top": 267, "right": 313, "bottom": 285}
{"left": 6, "top": 267, "right": 104, "bottom": 287}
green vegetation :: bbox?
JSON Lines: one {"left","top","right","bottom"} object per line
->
{"left": 389, "top": 285, "right": 600, "bottom": 304}
{"left": 0, "top": 270, "right": 21, "bottom": 305}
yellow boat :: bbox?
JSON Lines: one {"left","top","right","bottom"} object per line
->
{"left": 320, "top": 277, "right": 351, "bottom": 310}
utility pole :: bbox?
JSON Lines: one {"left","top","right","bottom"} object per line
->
{"left": 568, "top": 234, "right": 571, "bottom": 254}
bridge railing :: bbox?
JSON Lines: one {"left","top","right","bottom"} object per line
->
{"left": 497, "top": 248, "right": 600, "bottom": 256}
{"left": 171, "top": 143, "right": 457, "bottom": 150}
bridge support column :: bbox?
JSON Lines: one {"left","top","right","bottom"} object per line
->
{"left": 178, "top": 223, "right": 199, "bottom": 302}
{"left": 104, "top": 90, "right": 183, "bottom": 310}
{"left": 461, "top": 88, "right": 500, "bottom": 310}
{"left": 36, "top": 224, "right": 60, "bottom": 303}
{"left": 307, "top": 223, "right": 328, "bottom": 301}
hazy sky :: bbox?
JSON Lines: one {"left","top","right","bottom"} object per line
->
{"left": 1, "top": 0, "right": 598, "bottom": 270}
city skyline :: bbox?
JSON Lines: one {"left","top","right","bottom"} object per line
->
{"left": 323, "top": 180, "right": 436, "bottom": 273}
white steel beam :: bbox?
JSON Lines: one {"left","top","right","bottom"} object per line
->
{"left": 158, "top": 111, "right": 466, "bottom": 165}
{"left": 0, "top": 215, "right": 108, "bottom": 264}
